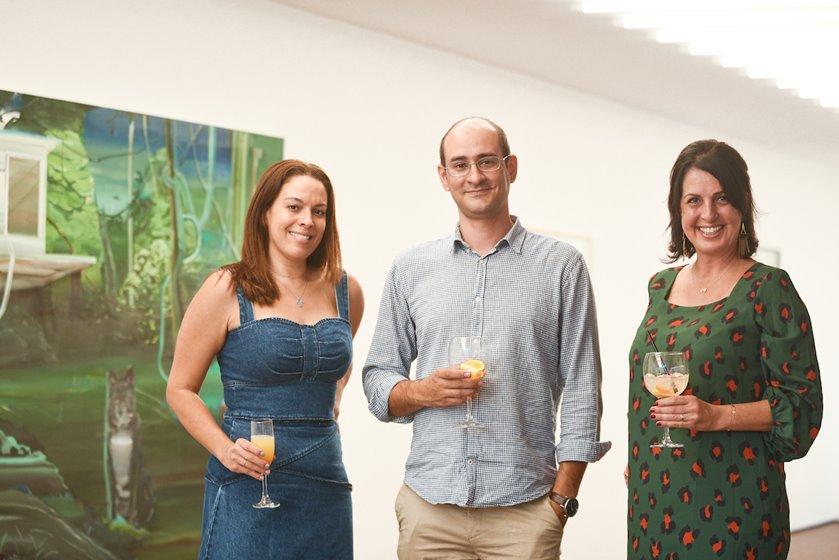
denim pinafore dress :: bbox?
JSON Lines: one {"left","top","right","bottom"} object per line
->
{"left": 199, "top": 272, "right": 353, "bottom": 560}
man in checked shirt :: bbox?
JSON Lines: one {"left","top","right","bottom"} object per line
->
{"left": 362, "top": 117, "right": 611, "bottom": 559}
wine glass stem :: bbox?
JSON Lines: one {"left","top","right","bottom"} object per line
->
{"left": 465, "top": 397, "right": 473, "bottom": 421}
{"left": 662, "top": 426, "right": 671, "bottom": 444}
{"left": 262, "top": 473, "right": 269, "bottom": 500}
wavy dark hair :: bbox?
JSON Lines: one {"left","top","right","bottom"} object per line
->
{"left": 223, "top": 160, "right": 341, "bottom": 305}
{"left": 666, "top": 139, "right": 758, "bottom": 263}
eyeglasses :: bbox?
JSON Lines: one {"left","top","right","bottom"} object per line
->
{"left": 445, "top": 155, "right": 510, "bottom": 177}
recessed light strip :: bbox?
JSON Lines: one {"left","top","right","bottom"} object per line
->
{"left": 577, "top": 1, "right": 839, "bottom": 111}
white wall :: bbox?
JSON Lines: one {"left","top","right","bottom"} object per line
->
{"left": 2, "top": 0, "right": 837, "bottom": 557}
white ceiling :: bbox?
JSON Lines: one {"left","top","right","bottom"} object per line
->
{"left": 270, "top": 0, "right": 839, "bottom": 162}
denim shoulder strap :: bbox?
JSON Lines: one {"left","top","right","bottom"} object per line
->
{"left": 236, "top": 286, "right": 255, "bottom": 324}
{"left": 335, "top": 270, "right": 349, "bottom": 321}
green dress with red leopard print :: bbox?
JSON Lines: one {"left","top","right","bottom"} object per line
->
{"left": 627, "top": 263, "right": 822, "bottom": 560}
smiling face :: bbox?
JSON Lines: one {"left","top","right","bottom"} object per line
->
{"left": 437, "top": 120, "right": 517, "bottom": 222}
{"left": 264, "top": 174, "right": 328, "bottom": 267}
{"left": 680, "top": 167, "right": 742, "bottom": 260}
{"left": 666, "top": 140, "right": 757, "bottom": 261}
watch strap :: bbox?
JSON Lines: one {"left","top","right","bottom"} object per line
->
{"left": 549, "top": 492, "right": 577, "bottom": 516}
{"left": 549, "top": 492, "right": 570, "bottom": 508}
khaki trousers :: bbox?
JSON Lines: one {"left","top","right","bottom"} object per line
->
{"left": 395, "top": 484, "right": 563, "bottom": 560}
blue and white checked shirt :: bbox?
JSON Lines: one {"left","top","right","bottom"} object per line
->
{"left": 363, "top": 218, "right": 611, "bottom": 507}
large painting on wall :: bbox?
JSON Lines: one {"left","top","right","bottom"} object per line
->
{"left": 0, "top": 89, "right": 284, "bottom": 559}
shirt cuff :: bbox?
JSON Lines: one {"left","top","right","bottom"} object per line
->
{"left": 366, "top": 371, "right": 415, "bottom": 424}
{"left": 556, "top": 440, "right": 612, "bottom": 463}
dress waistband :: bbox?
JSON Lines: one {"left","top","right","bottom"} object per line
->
{"left": 222, "top": 381, "right": 336, "bottom": 420}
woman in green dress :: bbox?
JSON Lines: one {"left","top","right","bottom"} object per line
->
{"left": 626, "top": 140, "right": 822, "bottom": 559}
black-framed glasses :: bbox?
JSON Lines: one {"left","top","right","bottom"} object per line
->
{"left": 445, "top": 155, "right": 510, "bottom": 177}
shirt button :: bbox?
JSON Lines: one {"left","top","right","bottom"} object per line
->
{"left": 474, "top": 296, "right": 481, "bottom": 302}
{"left": 467, "top": 458, "right": 474, "bottom": 465}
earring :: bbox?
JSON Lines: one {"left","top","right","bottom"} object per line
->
{"left": 738, "top": 223, "right": 750, "bottom": 257}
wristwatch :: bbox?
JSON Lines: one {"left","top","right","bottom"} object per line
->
{"left": 549, "top": 492, "right": 579, "bottom": 517}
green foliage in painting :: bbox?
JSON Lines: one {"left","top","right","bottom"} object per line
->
{"left": 0, "top": 92, "right": 104, "bottom": 281}
{"left": 120, "top": 239, "right": 170, "bottom": 345}
{"left": 45, "top": 128, "right": 102, "bottom": 259}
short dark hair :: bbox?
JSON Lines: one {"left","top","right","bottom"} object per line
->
{"left": 666, "top": 139, "right": 758, "bottom": 262}
{"left": 439, "top": 117, "right": 511, "bottom": 165}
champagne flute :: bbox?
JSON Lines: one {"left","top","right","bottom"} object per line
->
{"left": 251, "top": 419, "right": 280, "bottom": 509}
{"left": 643, "top": 352, "right": 690, "bottom": 448}
{"left": 449, "top": 336, "right": 487, "bottom": 429}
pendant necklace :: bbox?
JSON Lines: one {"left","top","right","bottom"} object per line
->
{"left": 272, "top": 271, "right": 309, "bottom": 307}
{"left": 694, "top": 256, "right": 738, "bottom": 294}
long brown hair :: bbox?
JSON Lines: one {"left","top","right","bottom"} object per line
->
{"left": 224, "top": 160, "right": 342, "bottom": 305}
{"left": 666, "top": 139, "right": 758, "bottom": 262}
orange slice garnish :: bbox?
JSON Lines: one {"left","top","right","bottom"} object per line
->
{"left": 460, "top": 359, "right": 486, "bottom": 379}
{"left": 654, "top": 385, "right": 675, "bottom": 397}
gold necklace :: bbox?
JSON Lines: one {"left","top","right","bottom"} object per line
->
{"left": 271, "top": 271, "right": 309, "bottom": 307}
{"left": 693, "top": 257, "right": 738, "bottom": 294}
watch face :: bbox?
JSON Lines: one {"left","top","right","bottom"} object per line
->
{"left": 564, "top": 498, "right": 579, "bottom": 517}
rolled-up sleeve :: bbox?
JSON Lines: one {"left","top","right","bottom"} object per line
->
{"left": 555, "top": 254, "right": 612, "bottom": 463}
{"left": 755, "top": 269, "right": 822, "bottom": 461}
{"left": 362, "top": 261, "right": 417, "bottom": 424}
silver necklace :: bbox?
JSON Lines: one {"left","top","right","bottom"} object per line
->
{"left": 272, "top": 271, "right": 309, "bottom": 307}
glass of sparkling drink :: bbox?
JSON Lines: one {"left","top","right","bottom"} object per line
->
{"left": 251, "top": 419, "right": 280, "bottom": 508}
{"left": 643, "top": 352, "right": 689, "bottom": 448}
{"left": 449, "top": 336, "right": 487, "bottom": 429}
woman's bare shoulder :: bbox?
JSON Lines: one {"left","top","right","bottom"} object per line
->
{"left": 189, "top": 269, "right": 238, "bottom": 313}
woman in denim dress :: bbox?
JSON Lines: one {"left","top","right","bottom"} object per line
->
{"left": 167, "top": 160, "right": 364, "bottom": 559}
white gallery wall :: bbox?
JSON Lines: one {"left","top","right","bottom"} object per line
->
{"left": 2, "top": 0, "right": 837, "bottom": 558}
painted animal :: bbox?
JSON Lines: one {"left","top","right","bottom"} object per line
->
{"left": 106, "top": 367, "right": 154, "bottom": 527}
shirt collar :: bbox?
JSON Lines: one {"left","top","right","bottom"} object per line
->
{"left": 450, "top": 215, "right": 527, "bottom": 255}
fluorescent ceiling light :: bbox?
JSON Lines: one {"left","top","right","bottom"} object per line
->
{"left": 578, "top": 1, "right": 839, "bottom": 112}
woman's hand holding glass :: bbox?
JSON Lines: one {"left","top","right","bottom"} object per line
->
{"left": 651, "top": 394, "right": 733, "bottom": 432}
{"left": 221, "top": 434, "right": 271, "bottom": 480}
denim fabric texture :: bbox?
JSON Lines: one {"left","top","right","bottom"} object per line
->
{"left": 198, "top": 272, "right": 354, "bottom": 560}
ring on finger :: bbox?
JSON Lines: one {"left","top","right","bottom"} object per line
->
{"left": 680, "top": 413, "right": 685, "bottom": 422}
